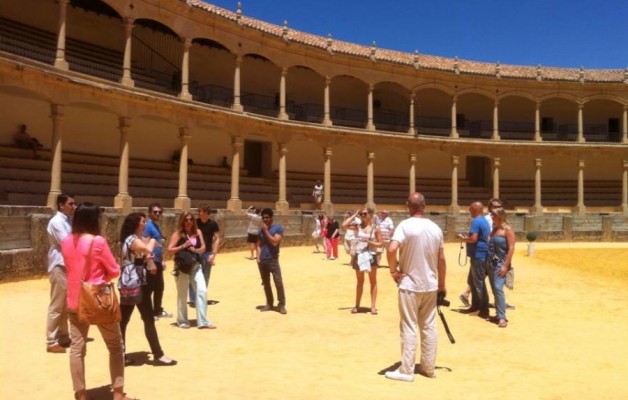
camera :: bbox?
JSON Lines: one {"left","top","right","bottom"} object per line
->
{"left": 437, "top": 292, "right": 450, "bottom": 307}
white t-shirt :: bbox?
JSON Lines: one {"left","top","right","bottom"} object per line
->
{"left": 246, "top": 212, "right": 262, "bottom": 234}
{"left": 484, "top": 213, "right": 493, "bottom": 230}
{"left": 378, "top": 216, "right": 394, "bottom": 241}
{"left": 391, "top": 217, "right": 443, "bottom": 293}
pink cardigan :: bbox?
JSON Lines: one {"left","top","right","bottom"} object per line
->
{"left": 61, "top": 234, "right": 120, "bottom": 311}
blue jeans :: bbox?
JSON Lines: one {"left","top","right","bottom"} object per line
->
{"left": 469, "top": 257, "right": 489, "bottom": 313}
{"left": 175, "top": 264, "right": 211, "bottom": 327}
{"left": 189, "top": 252, "right": 212, "bottom": 303}
{"left": 488, "top": 262, "right": 507, "bottom": 320}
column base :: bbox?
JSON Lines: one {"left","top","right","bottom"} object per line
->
{"left": 114, "top": 193, "right": 133, "bottom": 214}
{"left": 232, "top": 104, "right": 244, "bottom": 113}
{"left": 278, "top": 112, "right": 289, "bottom": 120}
{"left": 573, "top": 204, "right": 586, "bottom": 216}
{"left": 491, "top": 133, "right": 500, "bottom": 141}
{"left": 322, "top": 118, "right": 332, "bottom": 126}
{"left": 447, "top": 204, "right": 460, "bottom": 214}
{"left": 54, "top": 58, "right": 69, "bottom": 70}
{"left": 366, "top": 123, "right": 375, "bottom": 131}
{"left": 408, "top": 128, "right": 416, "bottom": 137}
{"left": 322, "top": 201, "right": 334, "bottom": 215}
{"left": 450, "top": 131, "right": 459, "bottom": 139}
{"left": 47, "top": 190, "right": 61, "bottom": 209}
{"left": 622, "top": 203, "right": 628, "bottom": 216}
{"left": 534, "top": 135, "right": 543, "bottom": 142}
{"left": 227, "top": 198, "right": 242, "bottom": 212}
{"left": 174, "top": 196, "right": 191, "bottom": 212}
{"left": 274, "top": 200, "right": 290, "bottom": 213}
{"left": 577, "top": 137, "right": 586, "bottom": 143}
{"left": 120, "top": 76, "right": 135, "bottom": 87}
{"left": 530, "top": 205, "right": 544, "bottom": 215}
{"left": 179, "top": 91, "right": 192, "bottom": 101}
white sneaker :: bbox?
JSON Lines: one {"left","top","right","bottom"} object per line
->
{"left": 385, "top": 369, "right": 414, "bottom": 382}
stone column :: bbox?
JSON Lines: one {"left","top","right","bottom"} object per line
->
{"left": 408, "top": 91, "right": 416, "bottom": 136}
{"left": 492, "top": 157, "right": 500, "bottom": 199}
{"left": 622, "top": 106, "right": 628, "bottom": 144}
{"left": 174, "top": 128, "right": 191, "bottom": 211}
{"left": 534, "top": 101, "right": 542, "bottom": 142}
{"left": 366, "top": 151, "right": 375, "bottom": 209}
{"left": 575, "top": 159, "right": 586, "bottom": 215}
{"left": 531, "top": 158, "right": 543, "bottom": 215}
{"left": 622, "top": 160, "right": 628, "bottom": 216}
{"left": 450, "top": 95, "right": 459, "bottom": 138}
{"left": 46, "top": 104, "right": 64, "bottom": 208}
{"left": 227, "top": 137, "right": 243, "bottom": 211}
{"left": 409, "top": 153, "right": 416, "bottom": 194}
{"left": 179, "top": 38, "right": 192, "bottom": 100}
{"left": 322, "top": 147, "right": 334, "bottom": 214}
{"left": 114, "top": 117, "right": 133, "bottom": 213}
{"left": 366, "top": 84, "right": 375, "bottom": 131}
{"left": 278, "top": 67, "right": 288, "bottom": 120}
{"left": 448, "top": 155, "right": 460, "bottom": 214}
{"left": 120, "top": 18, "right": 135, "bottom": 87}
{"left": 275, "top": 143, "right": 289, "bottom": 212}
{"left": 54, "top": 0, "right": 69, "bottom": 70}
{"left": 492, "top": 99, "right": 500, "bottom": 140}
{"left": 323, "top": 76, "right": 332, "bottom": 126}
{"left": 577, "top": 103, "right": 585, "bottom": 143}
{"left": 232, "top": 55, "right": 243, "bottom": 112}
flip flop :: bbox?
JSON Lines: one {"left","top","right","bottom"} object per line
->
{"left": 370, "top": 308, "right": 378, "bottom": 315}
{"left": 459, "top": 294, "right": 470, "bottom": 307}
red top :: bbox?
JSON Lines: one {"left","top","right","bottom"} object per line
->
{"left": 61, "top": 234, "right": 120, "bottom": 310}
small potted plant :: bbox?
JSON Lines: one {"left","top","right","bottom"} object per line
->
{"left": 526, "top": 231, "right": 537, "bottom": 256}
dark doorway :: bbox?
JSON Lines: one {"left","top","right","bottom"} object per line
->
{"left": 244, "top": 141, "right": 263, "bottom": 177}
{"left": 467, "top": 156, "right": 489, "bottom": 187}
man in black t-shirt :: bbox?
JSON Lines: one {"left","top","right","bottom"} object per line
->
{"left": 189, "top": 205, "right": 221, "bottom": 305}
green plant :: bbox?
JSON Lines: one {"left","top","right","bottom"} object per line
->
{"left": 526, "top": 231, "right": 537, "bottom": 243}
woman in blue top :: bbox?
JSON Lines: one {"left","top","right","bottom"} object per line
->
{"left": 487, "top": 207, "right": 515, "bottom": 328}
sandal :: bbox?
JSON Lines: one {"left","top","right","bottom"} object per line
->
{"left": 459, "top": 294, "right": 470, "bottom": 307}
{"left": 351, "top": 307, "right": 359, "bottom": 314}
{"left": 498, "top": 319, "right": 508, "bottom": 328}
{"left": 370, "top": 308, "right": 378, "bottom": 315}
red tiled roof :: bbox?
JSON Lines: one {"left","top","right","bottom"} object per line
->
{"left": 188, "top": 1, "right": 626, "bottom": 84}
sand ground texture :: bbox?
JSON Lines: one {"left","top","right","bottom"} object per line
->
{"left": 1, "top": 242, "right": 627, "bottom": 400}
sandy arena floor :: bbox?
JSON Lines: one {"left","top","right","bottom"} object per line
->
{"left": 1, "top": 242, "right": 627, "bottom": 400}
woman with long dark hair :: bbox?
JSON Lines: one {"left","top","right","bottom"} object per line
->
{"left": 61, "top": 203, "right": 134, "bottom": 400}
{"left": 168, "top": 211, "right": 216, "bottom": 329}
{"left": 342, "top": 207, "right": 382, "bottom": 315}
{"left": 119, "top": 212, "right": 176, "bottom": 365}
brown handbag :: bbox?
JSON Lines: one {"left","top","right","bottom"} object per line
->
{"left": 77, "top": 237, "right": 122, "bottom": 325}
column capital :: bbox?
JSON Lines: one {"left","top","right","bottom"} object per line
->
{"left": 50, "top": 104, "right": 65, "bottom": 120}
{"left": 232, "top": 136, "right": 244, "bottom": 147}
{"left": 281, "top": 66, "right": 288, "bottom": 76}
{"left": 325, "top": 76, "right": 332, "bottom": 85}
{"left": 451, "top": 155, "right": 459, "bottom": 165}
{"left": 179, "top": 127, "right": 192, "bottom": 141}
{"left": 578, "top": 159, "right": 585, "bottom": 168}
{"left": 183, "top": 37, "right": 192, "bottom": 49}
{"left": 324, "top": 147, "right": 333, "bottom": 158}
{"left": 535, "top": 158, "right": 542, "bottom": 168}
{"left": 409, "top": 153, "right": 416, "bottom": 163}
{"left": 623, "top": 160, "right": 628, "bottom": 169}
{"left": 119, "top": 116, "right": 131, "bottom": 128}
{"left": 493, "top": 157, "right": 501, "bottom": 166}
{"left": 366, "top": 151, "right": 375, "bottom": 161}
{"left": 123, "top": 18, "right": 135, "bottom": 30}
{"left": 368, "top": 83, "right": 374, "bottom": 91}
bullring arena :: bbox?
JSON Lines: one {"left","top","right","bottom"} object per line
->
{"left": 0, "top": 0, "right": 627, "bottom": 399}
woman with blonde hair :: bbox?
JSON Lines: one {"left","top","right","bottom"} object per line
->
{"left": 168, "top": 212, "right": 216, "bottom": 329}
{"left": 342, "top": 207, "right": 382, "bottom": 315}
{"left": 61, "top": 203, "right": 135, "bottom": 400}
{"left": 487, "top": 207, "right": 515, "bottom": 328}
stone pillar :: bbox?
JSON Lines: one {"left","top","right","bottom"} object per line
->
{"left": 114, "top": 117, "right": 133, "bottom": 213}
{"left": 174, "top": 128, "right": 191, "bottom": 211}
{"left": 179, "top": 38, "right": 192, "bottom": 100}
{"left": 54, "top": 0, "right": 69, "bottom": 70}
{"left": 278, "top": 67, "right": 288, "bottom": 120}
{"left": 492, "top": 157, "right": 500, "bottom": 199}
{"left": 366, "top": 151, "right": 375, "bottom": 209}
{"left": 366, "top": 84, "right": 375, "bottom": 131}
{"left": 323, "top": 76, "right": 332, "bottom": 126}
{"left": 275, "top": 143, "right": 289, "bottom": 212}
{"left": 227, "top": 137, "right": 243, "bottom": 211}
{"left": 531, "top": 158, "right": 543, "bottom": 215}
{"left": 577, "top": 103, "right": 585, "bottom": 143}
{"left": 622, "top": 106, "right": 628, "bottom": 144}
{"left": 46, "top": 104, "right": 64, "bottom": 208}
{"left": 448, "top": 155, "right": 460, "bottom": 214}
{"left": 492, "top": 99, "right": 500, "bottom": 140}
{"left": 120, "top": 18, "right": 135, "bottom": 87}
{"left": 232, "top": 55, "right": 243, "bottom": 112}
{"left": 408, "top": 91, "right": 416, "bottom": 136}
{"left": 450, "top": 95, "right": 459, "bottom": 138}
{"left": 534, "top": 101, "right": 542, "bottom": 142}
{"left": 322, "top": 147, "right": 334, "bottom": 214}
{"left": 409, "top": 153, "right": 416, "bottom": 194}
{"left": 574, "top": 159, "right": 586, "bottom": 215}
{"left": 622, "top": 160, "right": 628, "bottom": 216}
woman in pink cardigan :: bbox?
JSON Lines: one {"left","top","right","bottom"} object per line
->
{"left": 61, "top": 203, "right": 135, "bottom": 400}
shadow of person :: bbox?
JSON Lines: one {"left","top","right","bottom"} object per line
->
{"left": 124, "top": 351, "right": 150, "bottom": 367}
{"left": 85, "top": 384, "right": 113, "bottom": 400}
{"left": 378, "top": 361, "right": 452, "bottom": 376}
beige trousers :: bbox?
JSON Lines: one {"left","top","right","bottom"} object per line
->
{"left": 68, "top": 313, "right": 125, "bottom": 392}
{"left": 46, "top": 265, "right": 69, "bottom": 346}
{"left": 397, "top": 289, "right": 438, "bottom": 376}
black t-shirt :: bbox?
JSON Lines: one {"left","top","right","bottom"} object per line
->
{"left": 196, "top": 218, "right": 220, "bottom": 253}
{"left": 325, "top": 220, "right": 340, "bottom": 239}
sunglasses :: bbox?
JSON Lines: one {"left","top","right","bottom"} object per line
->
{"left": 359, "top": 212, "right": 368, "bottom": 216}
{"left": 152, "top": 210, "right": 162, "bottom": 215}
